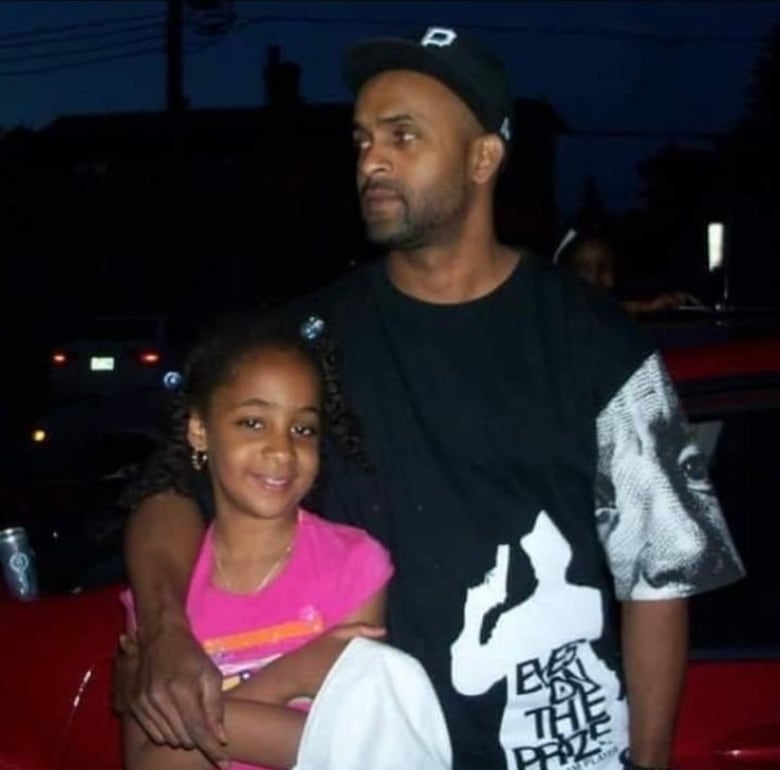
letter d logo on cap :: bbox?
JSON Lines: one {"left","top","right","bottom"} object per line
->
{"left": 421, "top": 27, "right": 457, "bottom": 47}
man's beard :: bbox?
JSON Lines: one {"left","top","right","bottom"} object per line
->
{"left": 361, "top": 182, "right": 469, "bottom": 250}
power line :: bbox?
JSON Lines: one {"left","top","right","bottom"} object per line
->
{"left": 0, "top": 8, "right": 766, "bottom": 49}
{"left": 184, "top": 19, "right": 253, "bottom": 55}
{"left": 565, "top": 128, "right": 720, "bottom": 140}
{"left": 0, "top": 11, "right": 240, "bottom": 77}
{"left": 0, "top": 31, "right": 233, "bottom": 77}
{"left": 234, "top": 13, "right": 767, "bottom": 45}
{"left": 0, "top": 19, "right": 165, "bottom": 51}
{"left": 0, "top": 12, "right": 164, "bottom": 45}
{"left": 0, "top": 45, "right": 165, "bottom": 77}
{"left": 0, "top": 34, "right": 164, "bottom": 66}
{"left": 0, "top": 11, "right": 167, "bottom": 75}
{"left": 0, "top": 7, "right": 765, "bottom": 78}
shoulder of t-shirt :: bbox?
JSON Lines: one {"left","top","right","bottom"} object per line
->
{"left": 281, "top": 261, "right": 379, "bottom": 329}
{"left": 521, "top": 251, "right": 657, "bottom": 412}
{"left": 299, "top": 508, "right": 394, "bottom": 573}
{"left": 299, "top": 508, "right": 387, "bottom": 552}
{"left": 299, "top": 509, "right": 394, "bottom": 621}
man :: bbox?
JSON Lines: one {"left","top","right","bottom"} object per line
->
{"left": 122, "top": 26, "right": 743, "bottom": 770}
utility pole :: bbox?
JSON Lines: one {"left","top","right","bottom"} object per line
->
{"left": 166, "top": 0, "right": 186, "bottom": 112}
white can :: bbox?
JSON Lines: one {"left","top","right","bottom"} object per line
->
{"left": 0, "top": 526, "right": 39, "bottom": 600}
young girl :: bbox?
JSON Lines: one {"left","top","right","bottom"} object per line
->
{"left": 120, "top": 311, "right": 394, "bottom": 770}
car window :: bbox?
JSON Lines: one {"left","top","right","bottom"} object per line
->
{"left": 688, "top": 404, "right": 780, "bottom": 655}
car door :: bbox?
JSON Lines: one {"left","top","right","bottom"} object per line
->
{"left": 673, "top": 381, "right": 780, "bottom": 770}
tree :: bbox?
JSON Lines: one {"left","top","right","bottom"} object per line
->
{"left": 722, "top": 23, "right": 780, "bottom": 195}
{"left": 742, "top": 24, "right": 780, "bottom": 139}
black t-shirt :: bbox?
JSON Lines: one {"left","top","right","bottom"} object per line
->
{"left": 291, "top": 255, "right": 656, "bottom": 769}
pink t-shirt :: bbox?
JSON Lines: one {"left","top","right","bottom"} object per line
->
{"left": 121, "top": 508, "right": 394, "bottom": 770}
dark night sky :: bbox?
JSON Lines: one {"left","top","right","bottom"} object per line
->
{"left": 1, "top": 1, "right": 780, "bottom": 217}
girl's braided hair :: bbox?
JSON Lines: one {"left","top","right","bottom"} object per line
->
{"left": 120, "top": 309, "right": 371, "bottom": 511}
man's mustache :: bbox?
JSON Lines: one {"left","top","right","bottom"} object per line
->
{"left": 360, "top": 180, "right": 403, "bottom": 198}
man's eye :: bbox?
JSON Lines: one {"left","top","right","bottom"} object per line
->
{"left": 352, "top": 134, "right": 369, "bottom": 150}
{"left": 394, "top": 129, "right": 415, "bottom": 144}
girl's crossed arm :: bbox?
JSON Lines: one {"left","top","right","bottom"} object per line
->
{"left": 123, "top": 587, "right": 387, "bottom": 770}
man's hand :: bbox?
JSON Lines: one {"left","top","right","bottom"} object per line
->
{"left": 624, "top": 292, "right": 703, "bottom": 315}
{"left": 112, "top": 632, "right": 141, "bottom": 716}
{"left": 129, "top": 621, "right": 229, "bottom": 768}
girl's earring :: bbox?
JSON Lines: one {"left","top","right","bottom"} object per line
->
{"left": 191, "top": 449, "right": 208, "bottom": 472}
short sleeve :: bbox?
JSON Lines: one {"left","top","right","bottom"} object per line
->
{"left": 587, "top": 287, "right": 655, "bottom": 414}
{"left": 594, "top": 352, "right": 745, "bottom": 600}
{"left": 330, "top": 531, "right": 395, "bottom": 623}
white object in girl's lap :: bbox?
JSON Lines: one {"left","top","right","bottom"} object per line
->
{"left": 294, "top": 637, "right": 453, "bottom": 770}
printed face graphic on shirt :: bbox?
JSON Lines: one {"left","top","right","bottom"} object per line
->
{"left": 595, "top": 353, "right": 743, "bottom": 599}
{"left": 451, "top": 511, "right": 628, "bottom": 770}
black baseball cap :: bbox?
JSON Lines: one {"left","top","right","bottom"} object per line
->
{"left": 343, "top": 26, "right": 513, "bottom": 144}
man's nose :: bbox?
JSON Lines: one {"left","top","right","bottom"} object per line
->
{"left": 358, "top": 142, "right": 391, "bottom": 179}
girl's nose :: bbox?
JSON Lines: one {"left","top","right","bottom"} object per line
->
{"left": 264, "top": 430, "right": 293, "bottom": 459}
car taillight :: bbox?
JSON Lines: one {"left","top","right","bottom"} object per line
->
{"left": 139, "top": 351, "right": 161, "bottom": 365}
{"left": 52, "top": 352, "right": 67, "bottom": 366}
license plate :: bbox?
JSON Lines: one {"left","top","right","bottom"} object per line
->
{"left": 90, "top": 356, "right": 115, "bottom": 371}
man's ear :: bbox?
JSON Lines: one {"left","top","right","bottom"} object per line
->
{"left": 187, "top": 412, "right": 208, "bottom": 452}
{"left": 471, "top": 134, "right": 505, "bottom": 185}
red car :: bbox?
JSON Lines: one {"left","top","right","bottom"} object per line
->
{"left": 1, "top": 312, "right": 779, "bottom": 770}
{"left": 658, "top": 319, "right": 780, "bottom": 770}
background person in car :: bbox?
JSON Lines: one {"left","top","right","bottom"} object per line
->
{"left": 555, "top": 233, "right": 701, "bottom": 314}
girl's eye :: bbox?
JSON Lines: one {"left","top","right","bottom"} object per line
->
{"left": 239, "top": 417, "right": 264, "bottom": 430}
{"left": 293, "top": 423, "right": 319, "bottom": 438}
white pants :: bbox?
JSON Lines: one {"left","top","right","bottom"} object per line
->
{"left": 294, "top": 637, "right": 452, "bottom": 770}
